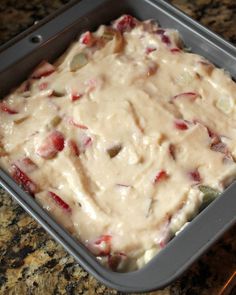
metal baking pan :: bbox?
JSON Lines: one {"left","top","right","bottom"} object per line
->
{"left": 0, "top": 0, "right": 236, "bottom": 292}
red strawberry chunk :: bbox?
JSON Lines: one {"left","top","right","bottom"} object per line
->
{"left": 67, "top": 117, "right": 88, "bottom": 129}
{"left": 68, "top": 139, "right": 80, "bottom": 156}
{"left": 71, "top": 92, "right": 83, "bottom": 102}
{"left": 11, "top": 164, "right": 38, "bottom": 195}
{"left": 194, "top": 122, "right": 220, "bottom": 145}
{"left": 18, "top": 80, "right": 31, "bottom": 93}
{"left": 21, "top": 157, "right": 37, "bottom": 170}
{"left": 48, "top": 191, "right": 72, "bottom": 213}
{"left": 74, "top": 123, "right": 88, "bottom": 130}
{"left": 0, "top": 102, "right": 18, "bottom": 114}
{"left": 193, "top": 122, "right": 231, "bottom": 157}
{"left": 84, "top": 136, "right": 92, "bottom": 147}
{"left": 154, "top": 170, "right": 168, "bottom": 184}
{"left": 161, "top": 34, "right": 171, "bottom": 46}
{"left": 31, "top": 61, "right": 55, "bottom": 79}
{"left": 157, "top": 220, "right": 171, "bottom": 248}
{"left": 189, "top": 169, "right": 201, "bottom": 183}
{"left": 207, "top": 128, "right": 221, "bottom": 145}
{"left": 15, "top": 157, "right": 37, "bottom": 173}
{"left": 115, "top": 15, "right": 136, "bottom": 33}
{"left": 47, "top": 130, "right": 64, "bottom": 151}
{"left": 146, "top": 47, "right": 157, "bottom": 54}
{"left": 159, "top": 240, "right": 166, "bottom": 248}
{"left": 86, "top": 78, "right": 99, "bottom": 93}
{"left": 170, "top": 48, "right": 182, "bottom": 53}
{"left": 158, "top": 230, "right": 171, "bottom": 248}
{"left": 173, "top": 92, "right": 198, "bottom": 101}
{"left": 80, "top": 31, "right": 94, "bottom": 46}
{"left": 93, "top": 235, "right": 112, "bottom": 256}
{"left": 39, "top": 82, "right": 48, "bottom": 91}
{"left": 204, "top": 125, "right": 232, "bottom": 158}
{"left": 37, "top": 130, "right": 65, "bottom": 159}
{"left": 174, "top": 120, "right": 189, "bottom": 130}
{"left": 207, "top": 127, "right": 217, "bottom": 139}
{"left": 155, "top": 29, "right": 171, "bottom": 46}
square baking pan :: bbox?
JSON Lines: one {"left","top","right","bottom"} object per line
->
{"left": 0, "top": 0, "right": 236, "bottom": 292}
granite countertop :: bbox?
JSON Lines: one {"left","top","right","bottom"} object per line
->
{"left": 0, "top": 0, "right": 236, "bottom": 294}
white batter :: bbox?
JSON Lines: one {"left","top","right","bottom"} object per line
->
{"left": 1, "top": 15, "right": 236, "bottom": 271}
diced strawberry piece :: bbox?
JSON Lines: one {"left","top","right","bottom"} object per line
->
{"left": 71, "top": 92, "right": 83, "bottom": 102}
{"left": 157, "top": 220, "right": 171, "bottom": 248}
{"left": 159, "top": 241, "right": 165, "bottom": 248}
{"left": 115, "top": 15, "right": 136, "bottom": 33}
{"left": 155, "top": 29, "right": 171, "bottom": 46}
{"left": 170, "top": 48, "right": 182, "bottom": 53}
{"left": 0, "top": 102, "right": 18, "bottom": 114}
{"left": 161, "top": 35, "right": 171, "bottom": 46}
{"left": 207, "top": 128, "right": 220, "bottom": 145}
{"left": 15, "top": 157, "right": 37, "bottom": 173}
{"left": 18, "top": 80, "right": 31, "bottom": 93}
{"left": 196, "top": 122, "right": 223, "bottom": 147}
{"left": 169, "top": 144, "right": 176, "bottom": 160}
{"left": 37, "top": 144, "right": 56, "bottom": 159}
{"left": 189, "top": 169, "right": 201, "bottom": 183}
{"left": 39, "top": 82, "right": 48, "bottom": 91}
{"left": 146, "top": 47, "right": 157, "bottom": 54}
{"left": 67, "top": 117, "right": 88, "bottom": 129}
{"left": 80, "top": 31, "right": 94, "bottom": 46}
{"left": 154, "top": 170, "right": 168, "bottom": 184}
{"left": 47, "top": 130, "right": 64, "bottom": 151}
{"left": 108, "top": 252, "right": 127, "bottom": 271}
{"left": 174, "top": 120, "right": 189, "bottom": 130}
{"left": 11, "top": 164, "right": 38, "bottom": 195}
{"left": 74, "top": 123, "right": 88, "bottom": 130}
{"left": 21, "top": 157, "right": 37, "bottom": 169}
{"left": 173, "top": 92, "right": 198, "bottom": 101}
{"left": 93, "top": 235, "right": 112, "bottom": 256}
{"left": 193, "top": 121, "right": 220, "bottom": 145}
{"left": 31, "top": 61, "right": 55, "bottom": 79}
{"left": 207, "top": 127, "right": 216, "bottom": 139}
{"left": 68, "top": 139, "right": 80, "bottom": 156}
{"left": 48, "top": 191, "right": 71, "bottom": 213}
{"left": 37, "top": 130, "right": 65, "bottom": 159}
{"left": 86, "top": 78, "right": 99, "bottom": 93}
{"left": 158, "top": 231, "right": 171, "bottom": 248}
{"left": 194, "top": 122, "right": 231, "bottom": 158}
{"left": 84, "top": 137, "right": 92, "bottom": 147}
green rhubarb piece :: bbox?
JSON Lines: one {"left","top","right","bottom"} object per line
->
{"left": 70, "top": 52, "right": 88, "bottom": 72}
{"left": 199, "top": 185, "right": 220, "bottom": 210}
{"left": 49, "top": 116, "right": 62, "bottom": 128}
{"left": 102, "top": 30, "right": 115, "bottom": 41}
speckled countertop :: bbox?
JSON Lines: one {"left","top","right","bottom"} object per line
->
{"left": 0, "top": 1, "right": 236, "bottom": 294}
